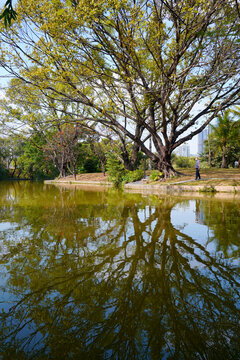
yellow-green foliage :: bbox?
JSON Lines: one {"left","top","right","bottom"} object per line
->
{"left": 122, "top": 169, "right": 144, "bottom": 184}
{"left": 149, "top": 170, "right": 164, "bottom": 182}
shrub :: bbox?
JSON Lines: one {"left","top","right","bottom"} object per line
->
{"left": 199, "top": 161, "right": 210, "bottom": 169}
{"left": 0, "top": 163, "right": 9, "bottom": 180}
{"left": 173, "top": 156, "right": 195, "bottom": 168}
{"left": 83, "top": 157, "right": 99, "bottom": 173}
{"left": 106, "top": 153, "right": 144, "bottom": 186}
{"left": 199, "top": 185, "right": 217, "bottom": 193}
{"left": 149, "top": 170, "right": 164, "bottom": 181}
{"left": 106, "top": 153, "right": 125, "bottom": 186}
{"left": 122, "top": 169, "right": 144, "bottom": 184}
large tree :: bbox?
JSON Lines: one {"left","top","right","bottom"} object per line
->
{"left": 0, "top": 0, "right": 240, "bottom": 177}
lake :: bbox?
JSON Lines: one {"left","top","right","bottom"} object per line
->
{"left": 0, "top": 181, "right": 240, "bottom": 359}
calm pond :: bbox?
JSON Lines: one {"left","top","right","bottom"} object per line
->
{"left": 0, "top": 181, "right": 240, "bottom": 359}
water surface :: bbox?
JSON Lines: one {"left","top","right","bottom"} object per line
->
{"left": 0, "top": 181, "right": 240, "bottom": 359}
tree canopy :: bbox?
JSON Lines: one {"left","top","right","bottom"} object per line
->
{"left": 0, "top": 0, "right": 240, "bottom": 176}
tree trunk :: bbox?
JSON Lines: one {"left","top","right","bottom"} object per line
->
{"left": 155, "top": 150, "right": 178, "bottom": 178}
{"left": 17, "top": 169, "right": 22, "bottom": 179}
{"left": 149, "top": 137, "right": 152, "bottom": 170}
{"left": 221, "top": 143, "right": 227, "bottom": 168}
{"left": 156, "top": 160, "right": 177, "bottom": 178}
{"left": 59, "top": 165, "right": 65, "bottom": 178}
{"left": 10, "top": 161, "right": 17, "bottom": 178}
{"left": 130, "top": 142, "right": 140, "bottom": 170}
{"left": 121, "top": 149, "right": 135, "bottom": 171}
{"left": 121, "top": 147, "right": 132, "bottom": 171}
{"left": 102, "top": 163, "right": 105, "bottom": 176}
{"left": 121, "top": 142, "right": 139, "bottom": 171}
{"left": 208, "top": 136, "right": 212, "bottom": 167}
{"left": 10, "top": 168, "right": 16, "bottom": 178}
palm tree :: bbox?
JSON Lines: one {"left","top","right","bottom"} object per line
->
{"left": 211, "top": 110, "right": 239, "bottom": 168}
{"left": 231, "top": 107, "right": 240, "bottom": 167}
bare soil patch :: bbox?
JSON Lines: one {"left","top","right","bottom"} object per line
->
{"left": 56, "top": 173, "right": 109, "bottom": 182}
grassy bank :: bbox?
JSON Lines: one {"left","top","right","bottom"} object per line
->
{"left": 146, "top": 168, "right": 240, "bottom": 186}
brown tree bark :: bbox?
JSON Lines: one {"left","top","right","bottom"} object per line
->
{"left": 221, "top": 143, "right": 227, "bottom": 168}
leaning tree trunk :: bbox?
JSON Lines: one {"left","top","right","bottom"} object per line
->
{"left": 17, "top": 169, "right": 22, "bottom": 179}
{"left": 10, "top": 167, "right": 16, "bottom": 178}
{"left": 73, "top": 169, "right": 77, "bottom": 180}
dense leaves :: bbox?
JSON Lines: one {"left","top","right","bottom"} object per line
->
{"left": 202, "top": 110, "right": 240, "bottom": 168}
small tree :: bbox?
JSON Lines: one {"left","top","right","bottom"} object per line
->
{"left": 92, "top": 141, "right": 108, "bottom": 175}
{"left": 16, "top": 133, "right": 58, "bottom": 179}
{"left": 44, "top": 125, "right": 82, "bottom": 179}
{"left": 0, "top": 136, "right": 24, "bottom": 177}
{"left": 106, "top": 152, "right": 125, "bottom": 187}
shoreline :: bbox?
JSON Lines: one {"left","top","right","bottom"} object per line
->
{"left": 44, "top": 179, "right": 240, "bottom": 195}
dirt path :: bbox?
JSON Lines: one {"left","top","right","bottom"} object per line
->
{"left": 55, "top": 173, "right": 109, "bottom": 182}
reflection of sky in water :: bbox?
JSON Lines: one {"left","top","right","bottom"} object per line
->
{"left": 171, "top": 200, "right": 239, "bottom": 268}
{"left": 0, "top": 222, "right": 14, "bottom": 232}
{"left": 171, "top": 200, "right": 215, "bottom": 249}
{"left": 0, "top": 223, "right": 32, "bottom": 312}
{"left": 0, "top": 221, "right": 17, "bottom": 234}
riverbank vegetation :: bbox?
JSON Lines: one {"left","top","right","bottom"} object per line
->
{"left": 0, "top": 127, "right": 239, "bottom": 185}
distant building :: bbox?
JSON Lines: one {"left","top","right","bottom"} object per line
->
{"left": 198, "top": 126, "right": 211, "bottom": 155}
{"left": 175, "top": 143, "right": 190, "bottom": 157}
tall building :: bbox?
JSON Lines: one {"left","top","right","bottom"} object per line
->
{"left": 198, "top": 126, "right": 211, "bottom": 155}
{"left": 175, "top": 143, "right": 190, "bottom": 157}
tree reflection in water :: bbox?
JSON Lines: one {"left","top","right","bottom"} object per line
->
{"left": 0, "top": 182, "right": 239, "bottom": 359}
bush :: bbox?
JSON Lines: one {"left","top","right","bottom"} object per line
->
{"left": 83, "top": 157, "right": 99, "bottom": 173}
{"left": 199, "top": 185, "right": 217, "bottom": 193}
{"left": 149, "top": 170, "right": 164, "bottom": 181}
{"left": 106, "top": 153, "right": 144, "bottom": 186}
{"left": 106, "top": 153, "right": 125, "bottom": 186}
{"left": 173, "top": 156, "right": 195, "bottom": 168}
{"left": 122, "top": 169, "right": 144, "bottom": 183}
{"left": 0, "top": 163, "right": 9, "bottom": 180}
{"left": 199, "top": 161, "right": 210, "bottom": 169}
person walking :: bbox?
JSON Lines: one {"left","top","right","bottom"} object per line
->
{"left": 195, "top": 157, "right": 201, "bottom": 180}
